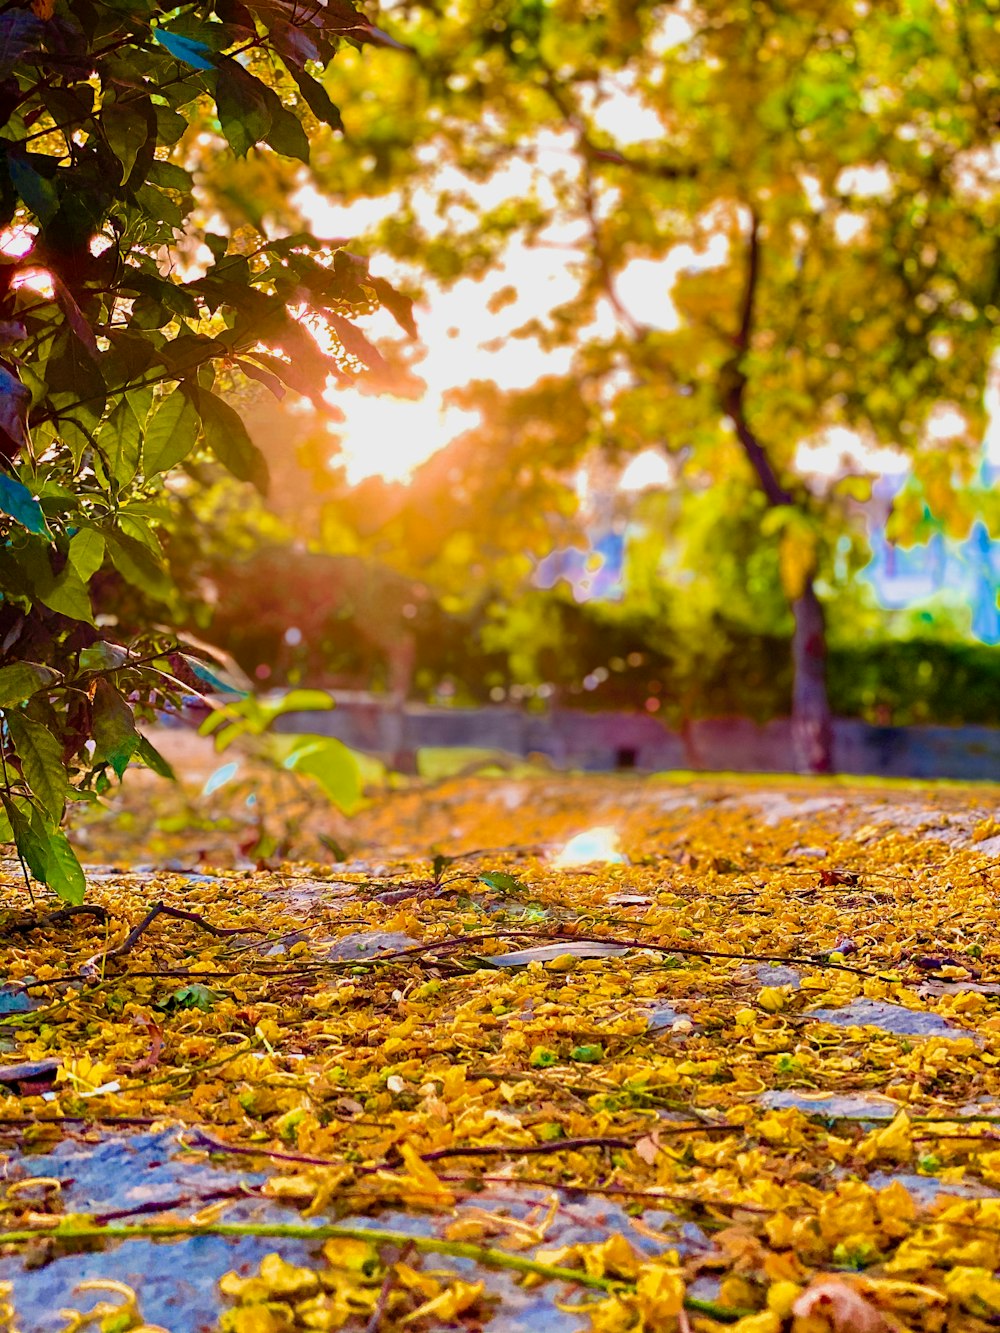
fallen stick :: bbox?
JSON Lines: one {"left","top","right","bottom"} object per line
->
{"left": 184, "top": 1121, "right": 736, "bottom": 1172}
{"left": 0, "top": 1218, "right": 746, "bottom": 1319}
{"left": 82, "top": 901, "right": 255, "bottom": 976}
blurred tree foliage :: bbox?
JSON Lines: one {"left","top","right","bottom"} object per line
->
{"left": 294, "top": 0, "right": 1000, "bottom": 772}
{"left": 0, "top": 0, "right": 406, "bottom": 896}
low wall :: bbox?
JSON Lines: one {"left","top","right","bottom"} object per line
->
{"left": 271, "top": 696, "right": 1000, "bottom": 780}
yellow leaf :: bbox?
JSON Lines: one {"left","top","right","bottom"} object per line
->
{"left": 219, "top": 1305, "right": 295, "bottom": 1333}
{"left": 858, "top": 1111, "right": 912, "bottom": 1164}
{"left": 635, "top": 1264, "right": 685, "bottom": 1321}
{"left": 586, "top": 1233, "right": 641, "bottom": 1280}
{"left": 396, "top": 1141, "right": 455, "bottom": 1207}
{"left": 943, "top": 1266, "right": 1000, "bottom": 1315}
{"left": 767, "top": 1280, "right": 803, "bottom": 1316}
{"left": 321, "top": 1238, "right": 379, "bottom": 1274}
{"left": 393, "top": 1263, "right": 440, "bottom": 1299}
{"left": 731, "top": 1314, "right": 781, "bottom": 1333}
{"left": 757, "top": 986, "right": 788, "bottom": 1013}
{"left": 402, "top": 1279, "right": 484, "bottom": 1324}
{"left": 257, "top": 1254, "right": 320, "bottom": 1298}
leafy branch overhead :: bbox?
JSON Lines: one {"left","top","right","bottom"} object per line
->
{"left": 0, "top": 0, "right": 411, "bottom": 896}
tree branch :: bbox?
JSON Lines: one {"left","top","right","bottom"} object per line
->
{"left": 720, "top": 209, "right": 792, "bottom": 508}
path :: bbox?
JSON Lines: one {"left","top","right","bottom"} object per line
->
{"left": 0, "top": 760, "right": 998, "bottom": 1331}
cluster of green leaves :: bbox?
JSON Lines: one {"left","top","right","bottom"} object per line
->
{"left": 0, "top": 0, "right": 411, "bottom": 897}
{"left": 201, "top": 687, "right": 371, "bottom": 813}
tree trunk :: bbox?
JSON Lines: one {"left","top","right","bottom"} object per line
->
{"left": 791, "top": 580, "right": 833, "bottom": 774}
{"left": 721, "top": 214, "right": 835, "bottom": 776}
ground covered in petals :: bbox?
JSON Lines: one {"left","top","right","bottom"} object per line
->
{"left": 1, "top": 737, "right": 1000, "bottom": 1332}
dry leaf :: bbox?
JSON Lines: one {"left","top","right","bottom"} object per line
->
{"left": 792, "top": 1278, "right": 888, "bottom": 1332}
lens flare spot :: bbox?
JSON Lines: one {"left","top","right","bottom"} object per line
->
{"left": 552, "top": 826, "right": 626, "bottom": 867}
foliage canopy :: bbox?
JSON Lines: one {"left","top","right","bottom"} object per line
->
{"left": 0, "top": 0, "right": 407, "bottom": 896}
{"left": 301, "top": 0, "right": 1000, "bottom": 769}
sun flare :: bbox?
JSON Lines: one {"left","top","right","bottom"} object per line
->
{"left": 323, "top": 389, "right": 479, "bottom": 484}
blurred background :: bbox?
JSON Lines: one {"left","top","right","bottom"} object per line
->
{"left": 109, "top": 1, "right": 1000, "bottom": 778}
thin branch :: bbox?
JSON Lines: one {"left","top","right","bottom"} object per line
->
{"left": 93, "top": 1184, "right": 262, "bottom": 1225}
{"left": 537, "top": 66, "right": 645, "bottom": 339}
{"left": 735, "top": 208, "right": 760, "bottom": 354}
{"left": 537, "top": 63, "right": 697, "bottom": 186}
{"left": 414, "top": 1123, "right": 736, "bottom": 1164}
{"left": 185, "top": 1121, "right": 737, "bottom": 1174}
{"left": 4, "top": 904, "right": 109, "bottom": 933}
{"left": 0, "top": 720, "right": 34, "bottom": 906}
{"left": 82, "top": 901, "right": 256, "bottom": 975}
{"left": 365, "top": 1245, "right": 413, "bottom": 1333}
{"left": 720, "top": 208, "right": 792, "bottom": 508}
{"left": 0, "top": 1218, "right": 749, "bottom": 1317}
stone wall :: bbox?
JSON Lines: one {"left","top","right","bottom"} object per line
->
{"left": 272, "top": 696, "right": 1000, "bottom": 780}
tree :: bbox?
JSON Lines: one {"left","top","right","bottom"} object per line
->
{"left": 305, "top": 0, "right": 1000, "bottom": 772}
{"left": 0, "top": 0, "right": 408, "bottom": 898}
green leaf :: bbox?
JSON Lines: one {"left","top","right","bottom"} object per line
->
{"left": 92, "top": 680, "right": 140, "bottom": 779}
{"left": 5, "top": 711, "right": 66, "bottom": 821}
{"left": 262, "top": 97, "right": 310, "bottom": 162}
{"left": 136, "top": 734, "right": 176, "bottom": 780}
{"left": 142, "top": 386, "right": 199, "bottom": 478}
{"left": 105, "top": 532, "right": 172, "bottom": 602}
{"left": 195, "top": 389, "right": 269, "bottom": 493}
{"left": 67, "top": 527, "right": 105, "bottom": 582}
{"left": 267, "top": 689, "right": 334, "bottom": 717}
{"left": 368, "top": 276, "right": 417, "bottom": 338}
{"left": 329, "top": 314, "right": 388, "bottom": 376}
{"left": 0, "top": 662, "right": 57, "bottom": 708}
{"left": 215, "top": 60, "right": 271, "bottom": 157}
{"left": 284, "top": 737, "right": 363, "bottom": 812}
{"left": 8, "top": 156, "right": 57, "bottom": 225}
{"left": 479, "top": 871, "right": 527, "bottom": 894}
{"left": 153, "top": 104, "right": 190, "bottom": 145}
{"left": 570, "top": 1044, "right": 604, "bottom": 1064}
{"left": 2, "top": 796, "right": 48, "bottom": 882}
{"left": 529, "top": 1045, "right": 558, "bottom": 1068}
{"left": 152, "top": 27, "right": 216, "bottom": 69}
{"left": 288, "top": 63, "right": 343, "bottom": 132}
{"left": 78, "top": 641, "right": 130, "bottom": 671}
{"left": 99, "top": 398, "right": 144, "bottom": 490}
{"left": 40, "top": 827, "right": 85, "bottom": 905}
{"left": 101, "top": 104, "right": 153, "bottom": 185}
{"left": 161, "top": 982, "right": 221, "bottom": 1011}
{"left": 37, "top": 566, "right": 96, "bottom": 624}
{"left": 0, "top": 473, "right": 46, "bottom": 534}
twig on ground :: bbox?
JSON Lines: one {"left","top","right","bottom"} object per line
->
{"left": 366, "top": 1242, "right": 413, "bottom": 1333}
{"left": 3, "top": 905, "right": 109, "bottom": 933}
{"left": 93, "top": 1184, "right": 263, "bottom": 1224}
{"left": 81, "top": 901, "right": 258, "bottom": 975}
{"left": 0, "top": 1218, "right": 748, "bottom": 1318}
{"left": 414, "top": 1124, "right": 736, "bottom": 1164}
{"left": 184, "top": 1121, "right": 736, "bottom": 1173}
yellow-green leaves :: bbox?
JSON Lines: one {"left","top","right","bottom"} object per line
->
{"left": 214, "top": 59, "right": 274, "bottom": 159}
{"left": 0, "top": 662, "right": 57, "bottom": 708}
{"left": 92, "top": 681, "right": 141, "bottom": 780}
{"left": 195, "top": 390, "right": 270, "bottom": 495}
{"left": 5, "top": 711, "right": 66, "bottom": 821}
{"left": 142, "top": 387, "right": 200, "bottom": 479}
